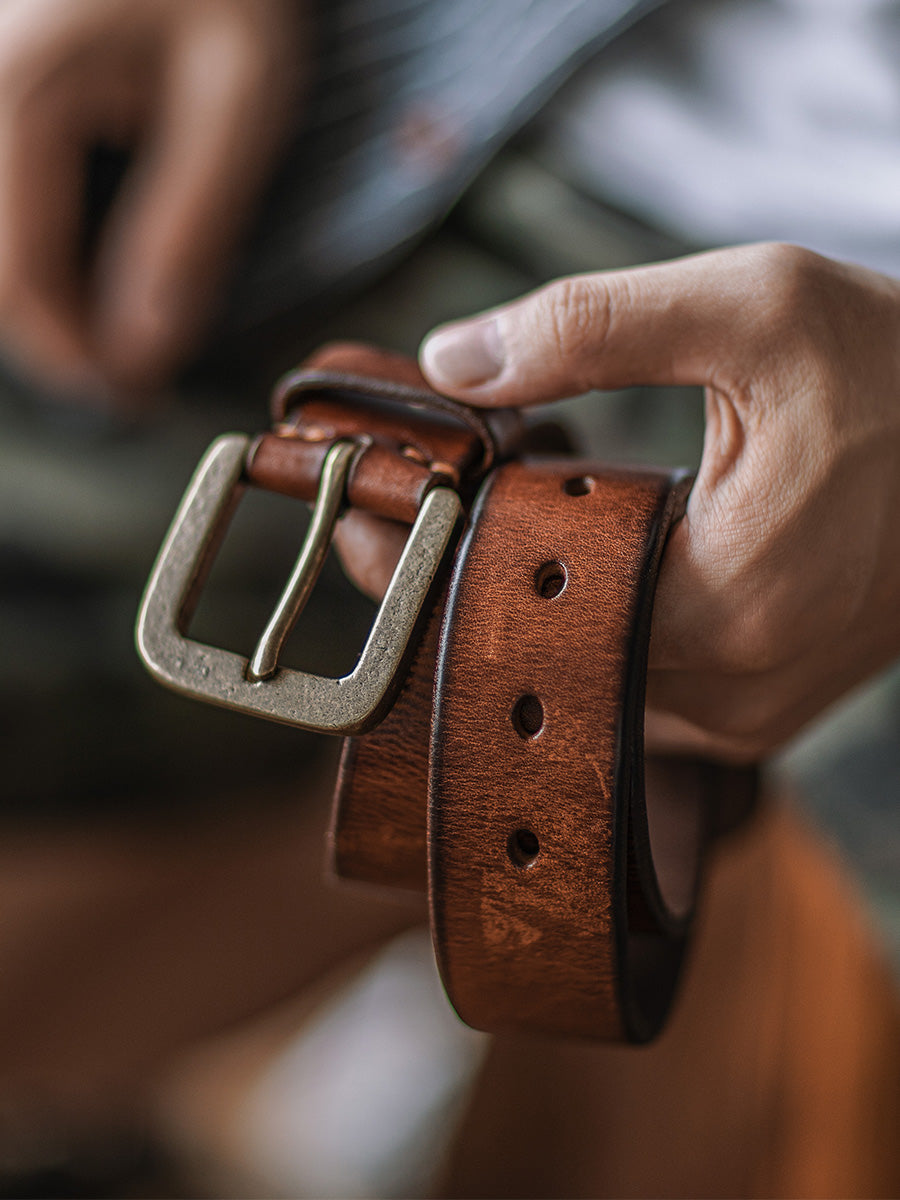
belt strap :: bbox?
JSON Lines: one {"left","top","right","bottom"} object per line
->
{"left": 137, "top": 341, "right": 755, "bottom": 1043}
{"left": 432, "top": 461, "right": 696, "bottom": 1042}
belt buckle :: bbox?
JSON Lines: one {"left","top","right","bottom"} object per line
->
{"left": 135, "top": 433, "right": 462, "bottom": 734}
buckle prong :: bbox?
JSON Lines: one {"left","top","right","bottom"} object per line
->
{"left": 247, "top": 439, "right": 357, "bottom": 682}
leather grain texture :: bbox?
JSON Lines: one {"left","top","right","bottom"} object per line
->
{"left": 329, "top": 601, "right": 440, "bottom": 892}
{"left": 429, "top": 460, "right": 696, "bottom": 1041}
{"left": 258, "top": 342, "right": 753, "bottom": 1042}
{"left": 248, "top": 342, "right": 522, "bottom": 523}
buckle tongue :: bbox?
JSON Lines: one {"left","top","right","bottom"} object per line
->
{"left": 136, "top": 433, "right": 462, "bottom": 734}
{"left": 247, "top": 439, "right": 357, "bottom": 681}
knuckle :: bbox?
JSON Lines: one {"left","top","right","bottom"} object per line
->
{"left": 689, "top": 563, "right": 798, "bottom": 677}
{"left": 538, "top": 276, "right": 612, "bottom": 368}
{"left": 700, "top": 690, "right": 777, "bottom": 753}
{"left": 718, "top": 730, "right": 772, "bottom": 764}
{"left": 735, "top": 607, "right": 781, "bottom": 672}
{"left": 747, "top": 240, "right": 822, "bottom": 288}
{"left": 668, "top": 679, "right": 780, "bottom": 760}
{"left": 718, "top": 607, "right": 793, "bottom": 676}
{"left": 209, "top": 4, "right": 285, "bottom": 95}
{"left": 739, "top": 242, "right": 833, "bottom": 338}
{"left": 728, "top": 714, "right": 785, "bottom": 761}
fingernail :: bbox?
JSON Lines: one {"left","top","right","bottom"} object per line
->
{"left": 421, "top": 317, "right": 503, "bottom": 388}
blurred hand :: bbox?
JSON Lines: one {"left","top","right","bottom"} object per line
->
{"left": 0, "top": 0, "right": 304, "bottom": 398}
{"left": 342, "top": 244, "right": 900, "bottom": 762}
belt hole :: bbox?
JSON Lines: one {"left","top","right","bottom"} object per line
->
{"left": 535, "top": 560, "right": 567, "bottom": 599}
{"left": 512, "top": 693, "right": 543, "bottom": 739}
{"left": 508, "top": 827, "right": 540, "bottom": 868}
{"left": 563, "top": 475, "right": 595, "bottom": 497}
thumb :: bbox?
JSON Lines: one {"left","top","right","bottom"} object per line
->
{"left": 419, "top": 245, "right": 778, "bottom": 405}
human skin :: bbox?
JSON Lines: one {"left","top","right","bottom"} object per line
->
{"left": 0, "top": 0, "right": 303, "bottom": 398}
{"left": 339, "top": 244, "right": 900, "bottom": 763}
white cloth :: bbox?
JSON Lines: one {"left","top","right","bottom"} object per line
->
{"left": 544, "top": 0, "right": 900, "bottom": 277}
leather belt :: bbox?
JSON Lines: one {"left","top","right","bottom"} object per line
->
{"left": 136, "top": 342, "right": 755, "bottom": 1043}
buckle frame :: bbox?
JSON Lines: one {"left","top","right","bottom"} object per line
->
{"left": 135, "top": 433, "right": 462, "bottom": 734}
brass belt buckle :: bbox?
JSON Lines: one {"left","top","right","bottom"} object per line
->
{"left": 136, "top": 433, "right": 462, "bottom": 734}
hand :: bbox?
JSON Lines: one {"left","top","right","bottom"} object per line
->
{"left": 345, "top": 244, "right": 900, "bottom": 762}
{"left": 0, "top": 0, "right": 304, "bottom": 399}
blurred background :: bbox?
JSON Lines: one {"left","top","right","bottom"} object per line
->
{"left": 0, "top": 1, "right": 899, "bottom": 1196}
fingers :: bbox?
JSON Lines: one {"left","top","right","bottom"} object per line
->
{"left": 0, "top": 61, "right": 100, "bottom": 392}
{"left": 418, "top": 244, "right": 809, "bottom": 406}
{"left": 0, "top": 0, "right": 155, "bottom": 398}
{"left": 334, "top": 511, "right": 408, "bottom": 602}
{"left": 643, "top": 709, "right": 740, "bottom": 762}
{"left": 0, "top": 0, "right": 302, "bottom": 399}
{"left": 91, "top": 5, "right": 300, "bottom": 392}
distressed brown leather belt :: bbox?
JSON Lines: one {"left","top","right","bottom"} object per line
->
{"left": 136, "top": 342, "right": 754, "bottom": 1043}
